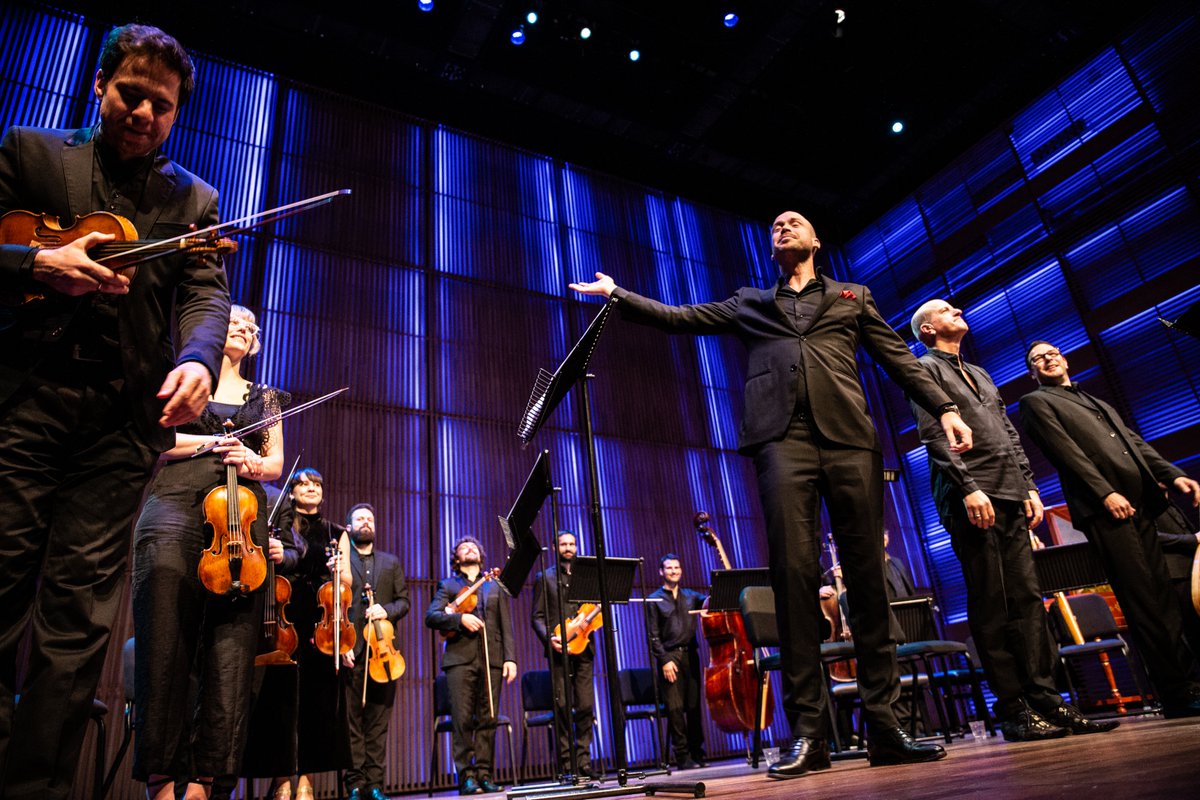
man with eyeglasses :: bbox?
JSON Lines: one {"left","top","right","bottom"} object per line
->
{"left": 1019, "top": 340, "right": 1200, "bottom": 718}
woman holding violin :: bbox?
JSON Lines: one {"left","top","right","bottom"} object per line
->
{"left": 425, "top": 536, "right": 517, "bottom": 796}
{"left": 131, "top": 305, "right": 288, "bottom": 800}
{"left": 250, "top": 467, "right": 352, "bottom": 800}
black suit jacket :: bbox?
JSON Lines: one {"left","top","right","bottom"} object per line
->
{"left": 347, "top": 547, "right": 410, "bottom": 659}
{"left": 613, "top": 279, "right": 952, "bottom": 452}
{"left": 426, "top": 573, "right": 517, "bottom": 669}
{"left": 0, "top": 126, "right": 230, "bottom": 451}
{"left": 1019, "top": 384, "right": 1186, "bottom": 523}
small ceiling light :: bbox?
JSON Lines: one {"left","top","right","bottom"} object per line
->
{"left": 724, "top": 13, "right": 739, "bottom": 28}
{"left": 417, "top": 0, "right": 434, "bottom": 10}
{"left": 526, "top": 11, "right": 538, "bottom": 24}
{"left": 891, "top": 121, "right": 905, "bottom": 134}
{"left": 511, "top": 27, "right": 526, "bottom": 45}
{"left": 628, "top": 49, "right": 641, "bottom": 62}
{"left": 580, "top": 26, "right": 592, "bottom": 40}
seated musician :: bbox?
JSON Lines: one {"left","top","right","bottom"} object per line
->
{"left": 425, "top": 536, "right": 517, "bottom": 795}
{"left": 648, "top": 554, "right": 707, "bottom": 770}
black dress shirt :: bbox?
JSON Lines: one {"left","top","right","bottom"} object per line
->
{"left": 647, "top": 586, "right": 706, "bottom": 664}
{"left": 776, "top": 276, "right": 825, "bottom": 413}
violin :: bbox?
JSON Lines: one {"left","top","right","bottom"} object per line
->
{"left": 314, "top": 538, "right": 355, "bottom": 667}
{"left": 823, "top": 533, "right": 857, "bottom": 682}
{"left": 0, "top": 209, "right": 237, "bottom": 307}
{"left": 695, "top": 511, "right": 774, "bottom": 734}
{"left": 552, "top": 603, "right": 603, "bottom": 656}
{"left": 442, "top": 567, "right": 500, "bottom": 639}
{"left": 255, "top": 528, "right": 298, "bottom": 666}
{"left": 198, "top": 420, "right": 267, "bottom": 596}
{"left": 363, "top": 585, "right": 405, "bottom": 684}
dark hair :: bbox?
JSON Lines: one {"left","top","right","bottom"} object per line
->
{"left": 659, "top": 553, "right": 681, "bottom": 568}
{"left": 98, "top": 24, "right": 196, "bottom": 105}
{"left": 450, "top": 536, "right": 487, "bottom": 570}
{"left": 1025, "top": 340, "right": 1054, "bottom": 368}
{"left": 346, "top": 502, "right": 376, "bottom": 526}
{"left": 557, "top": 530, "right": 575, "bottom": 542}
{"left": 289, "top": 467, "right": 323, "bottom": 490}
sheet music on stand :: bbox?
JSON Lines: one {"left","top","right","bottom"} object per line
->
{"left": 708, "top": 568, "right": 772, "bottom": 612}
{"left": 567, "top": 556, "right": 641, "bottom": 606}
{"left": 517, "top": 297, "right": 617, "bottom": 445}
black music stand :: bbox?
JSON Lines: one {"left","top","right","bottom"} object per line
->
{"left": 1159, "top": 297, "right": 1200, "bottom": 338}
{"left": 707, "top": 569, "right": 772, "bottom": 612}
{"left": 498, "top": 450, "right": 554, "bottom": 599}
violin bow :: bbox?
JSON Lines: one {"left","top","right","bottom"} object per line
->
{"left": 267, "top": 452, "right": 304, "bottom": 530}
{"left": 192, "top": 388, "right": 348, "bottom": 456}
{"left": 92, "top": 189, "right": 352, "bottom": 266}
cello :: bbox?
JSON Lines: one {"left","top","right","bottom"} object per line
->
{"left": 198, "top": 420, "right": 268, "bottom": 596}
{"left": 694, "top": 511, "right": 773, "bottom": 734}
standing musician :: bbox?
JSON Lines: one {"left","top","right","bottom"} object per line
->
{"left": 1019, "top": 340, "right": 1200, "bottom": 717}
{"left": 0, "top": 23, "right": 231, "bottom": 799}
{"left": 131, "top": 304, "right": 288, "bottom": 800}
{"left": 531, "top": 530, "right": 598, "bottom": 780}
{"left": 569, "top": 211, "right": 971, "bottom": 780}
{"left": 341, "top": 503, "right": 410, "bottom": 800}
{"left": 243, "top": 467, "right": 352, "bottom": 800}
{"left": 909, "top": 300, "right": 1116, "bottom": 740}
{"left": 425, "top": 536, "right": 518, "bottom": 795}
{"left": 648, "top": 554, "right": 706, "bottom": 770}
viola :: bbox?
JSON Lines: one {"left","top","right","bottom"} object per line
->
{"left": 363, "top": 585, "right": 405, "bottom": 684}
{"left": 553, "top": 603, "right": 603, "bottom": 656}
{"left": 255, "top": 529, "right": 298, "bottom": 666}
{"left": 442, "top": 567, "right": 500, "bottom": 639}
{"left": 823, "top": 533, "right": 857, "bottom": 682}
{"left": 198, "top": 420, "right": 267, "bottom": 596}
{"left": 0, "top": 209, "right": 237, "bottom": 307}
{"left": 695, "top": 511, "right": 774, "bottom": 734}
{"left": 314, "top": 539, "right": 356, "bottom": 666}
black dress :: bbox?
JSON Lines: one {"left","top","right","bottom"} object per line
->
{"left": 131, "top": 384, "right": 287, "bottom": 783}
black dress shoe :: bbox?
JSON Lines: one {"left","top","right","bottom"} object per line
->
{"left": 348, "top": 789, "right": 363, "bottom": 800}
{"left": 1162, "top": 697, "right": 1200, "bottom": 719}
{"left": 1042, "top": 703, "right": 1119, "bottom": 734}
{"left": 766, "top": 736, "right": 831, "bottom": 779}
{"left": 998, "top": 708, "right": 1069, "bottom": 742}
{"left": 868, "top": 727, "right": 947, "bottom": 766}
{"left": 676, "top": 758, "right": 700, "bottom": 770}
{"left": 368, "top": 788, "right": 389, "bottom": 800}
{"left": 478, "top": 777, "right": 501, "bottom": 793}
{"left": 459, "top": 777, "right": 483, "bottom": 795}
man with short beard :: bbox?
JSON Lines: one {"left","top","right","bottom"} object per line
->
{"left": 341, "top": 503, "right": 410, "bottom": 800}
{"left": 648, "top": 554, "right": 706, "bottom": 769}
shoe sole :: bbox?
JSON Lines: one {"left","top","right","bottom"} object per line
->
{"left": 868, "top": 749, "right": 948, "bottom": 767}
{"left": 1001, "top": 730, "right": 1070, "bottom": 742}
{"left": 766, "top": 759, "right": 832, "bottom": 779}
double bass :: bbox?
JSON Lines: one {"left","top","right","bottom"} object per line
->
{"left": 694, "top": 511, "right": 773, "bottom": 734}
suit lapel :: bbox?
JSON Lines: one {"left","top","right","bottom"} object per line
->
{"left": 809, "top": 279, "right": 844, "bottom": 326}
{"left": 1042, "top": 384, "right": 1099, "bottom": 413}
{"left": 61, "top": 129, "right": 94, "bottom": 220}
{"left": 133, "top": 156, "right": 175, "bottom": 237}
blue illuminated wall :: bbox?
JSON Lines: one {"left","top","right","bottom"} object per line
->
{"left": 834, "top": 13, "right": 1200, "bottom": 625}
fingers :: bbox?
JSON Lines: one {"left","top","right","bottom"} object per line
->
{"left": 158, "top": 363, "right": 212, "bottom": 427}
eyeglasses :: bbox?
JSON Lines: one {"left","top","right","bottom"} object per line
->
{"left": 1030, "top": 350, "right": 1062, "bottom": 365}
{"left": 228, "top": 319, "right": 260, "bottom": 337}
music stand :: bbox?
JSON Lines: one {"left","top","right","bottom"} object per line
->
{"left": 1159, "top": 297, "right": 1200, "bottom": 339}
{"left": 567, "top": 556, "right": 640, "bottom": 608}
{"left": 707, "top": 568, "right": 772, "bottom": 612}
{"left": 498, "top": 450, "right": 554, "bottom": 598}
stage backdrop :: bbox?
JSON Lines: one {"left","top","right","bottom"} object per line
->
{"left": 2, "top": 3, "right": 1198, "bottom": 798}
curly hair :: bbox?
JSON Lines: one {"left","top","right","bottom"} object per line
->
{"left": 98, "top": 24, "right": 196, "bottom": 105}
{"left": 450, "top": 535, "right": 487, "bottom": 571}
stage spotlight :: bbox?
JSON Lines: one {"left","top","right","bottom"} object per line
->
{"left": 891, "top": 121, "right": 905, "bottom": 134}
{"left": 835, "top": 9, "right": 846, "bottom": 24}
{"left": 628, "top": 49, "right": 640, "bottom": 62}
{"left": 580, "top": 26, "right": 592, "bottom": 40}
{"left": 417, "top": 0, "right": 434, "bottom": 10}
{"left": 526, "top": 11, "right": 538, "bottom": 24}
{"left": 511, "top": 27, "right": 526, "bottom": 45}
{"left": 724, "top": 13, "right": 739, "bottom": 28}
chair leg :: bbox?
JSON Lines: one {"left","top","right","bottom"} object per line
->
{"left": 518, "top": 723, "right": 528, "bottom": 785}
{"left": 505, "top": 722, "right": 517, "bottom": 787}
{"left": 93, "top": 715, "right": 107, "bottom": 800}
{"left": 751, "top": 672, "right": 767, "bottom": 768}
{"left": 923, "top": 657, "right": 953, "bottom": 744}
{"left": 428, "top": 724, "right": 437, "bottom": 797}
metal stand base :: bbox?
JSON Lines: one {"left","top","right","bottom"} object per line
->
{"left": 508, "top": 768, "right": 701, "bottom": 800}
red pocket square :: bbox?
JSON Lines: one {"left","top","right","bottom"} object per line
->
{"left": 839, "top": 289, "right": 857, "bottom": 300}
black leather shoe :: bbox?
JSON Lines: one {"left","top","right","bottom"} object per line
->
{"left": 478, "top": 777, "right": 501, "bottom": 793}
{"left": 998, "top": 708, "right": 1069, "bottom": 742}
{"left": 677, "top": 757, "right": 701, "bottom": 770}
{"left": 368, "top": 788, "right": 389, "bottom": 800}
{"left": 348, "top": 789, "right": 363, "bottom": 800}
{"left": 1162, "top": 697, "right": 1200, "bottom": 719}
{"left": 1042, "top": 703, "right": 1119, "bottom": 734}
{"left": 459, "top": 777, "right": 483, "bottom": 795}
{"left": 868, "top": 727, "right": 947, "bottom": 766}
{"left": 766, "top": 736, "right": 831, "bottom": 779}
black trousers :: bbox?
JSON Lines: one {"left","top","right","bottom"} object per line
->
{"left": 446, "top": 661, "right": 503, "bottom": 781}
{"left": 548, "top": 652, "right": 594, "bottom": 774}
{"left": 1084, "top": 511, "right": 1198, "bottom": 702}
{"left": 0, "top": 373, "right": 158, "bottom": 800}
{"left": 944, "top": 496, "right": 1061, "bottom": 717}
{"left": 343, "top": 657, "right": 396, "bottom": 790}
{"left": 752, "top": 414, "right": 900, "bottom": 738}
{"left": 661, "top": 648, "right": 704, "bottom": 764}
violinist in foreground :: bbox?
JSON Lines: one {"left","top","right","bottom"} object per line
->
{"left": 131, "top": 304, "right": 288, "bottom": 799}
{"left": 426, "top": 536, "right": 517, "bottom": 795}
{"left": 0, "top": 23, "right": 231, "bottom": 799}
{"left": 341, "top": 503, "right": 409, "bottom": 800}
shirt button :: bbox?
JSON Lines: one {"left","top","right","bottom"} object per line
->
{"left": 790, "top": 364, "right": 798, "bottom": 372}
{"left": 1109, "top": 432, "right": 1116, "bottom": 437}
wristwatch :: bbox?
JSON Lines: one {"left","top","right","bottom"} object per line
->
{"left": 937, "top": 403, "right": 961, "bottom": 417}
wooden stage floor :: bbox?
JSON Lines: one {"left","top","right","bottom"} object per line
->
{"left": 443, "top": 715, "right": 1200, "bottom": 800}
